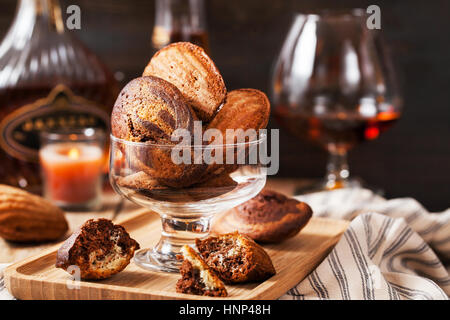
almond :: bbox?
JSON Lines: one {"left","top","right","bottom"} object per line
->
{"left": 0, "top": 185, "right": 68, "bottom": 243}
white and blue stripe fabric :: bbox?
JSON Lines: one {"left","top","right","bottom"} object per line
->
{"left": 0, "top": 264, "right": 14, "bottom": 300}
{"left": 280, "top": 188, "right": 449, "bottom": 300}
{"left": 1, "top": 188, "right": 449, "bottom": 300}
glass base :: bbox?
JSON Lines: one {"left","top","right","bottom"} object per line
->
{"left": 134, "top": 248, "right": 182, "bottom": 273}
{"left": 133, "top": 215, "right": 213, "bottom": 273}
{"left": 295, "top": 177, "right": 384, "bottom": 196}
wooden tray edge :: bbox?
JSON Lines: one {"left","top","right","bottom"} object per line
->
{"left": 4, "top": 212, "right": 350, "bottom": 300}
{"left": 245, "top": 219, "right": 350, "bottom": 299}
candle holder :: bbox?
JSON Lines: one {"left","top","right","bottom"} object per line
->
{"left": 39, "top": 128, "right": 106, "bottom": 211}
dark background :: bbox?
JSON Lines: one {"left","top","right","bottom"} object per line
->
{"left": 1, "top": 0, "right": 449, "bottom": 211}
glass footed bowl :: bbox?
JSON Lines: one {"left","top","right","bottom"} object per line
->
{"left": 109, "top": 134, "right": 267, "bottom": 273}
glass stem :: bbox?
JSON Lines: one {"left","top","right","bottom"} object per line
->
{"left": 325, "top": 148, "right": 350, "bottom": 189}
{"left": 154, "top": 214, "right": 212, "bottom": 258}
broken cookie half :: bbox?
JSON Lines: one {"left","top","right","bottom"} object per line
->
{"left": 176, "top": 245, "right": 228, "bottom": 297}
{"left": 56, "top": 219, "right": 140, "bottom": 280}
{"left": 196, "top": 232, "right": 276, "bottom": 284}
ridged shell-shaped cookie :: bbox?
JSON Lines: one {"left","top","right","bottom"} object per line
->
{"left": 207, "top": 88, "right": 270, "bottom": 135}
{"left": 202, "top": 88, "right": 271, "bottom": 178}
{"left": 143, "top": 42, "right": 227, "bottom": 121}
{"left": 212, "top": 190, "right": 313, "bottom": 243}
{"left": 111, "top": 76, "right": 206, "bottom": 188}
{"left": 111, "top": 76, "right": 195, "bottom": 143}
{"left": 0, "top": 184, "right": 68, "bottom": 242}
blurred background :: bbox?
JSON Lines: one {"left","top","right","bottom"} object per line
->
{"left": 0, "top": 0, "right": 449, "bottom": 211}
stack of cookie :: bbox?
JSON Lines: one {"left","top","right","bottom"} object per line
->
{"left": 111, "top": 42, "right": 270, "bottom": 196}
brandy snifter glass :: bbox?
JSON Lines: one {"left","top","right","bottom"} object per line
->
{"left": 271, "top": 9, "right": 402, "bottom": 192}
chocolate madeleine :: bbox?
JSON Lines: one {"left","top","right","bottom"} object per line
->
{"left": 195, "top": 232, "right": 276, "bottom": 284}
{"left": 176, "top": 245, "right": 228, "bottom": 297}
{"left": 111, "top": 76, "right": 194, "bottom": 143}
{"left": 56, "top": 219, "right": 140, "bottom": 280}
{"left": 212, "top": 190, "right": 313, "bottom": 243}
{"left": 111, "top": 76, "right": 206, "bottom": 188}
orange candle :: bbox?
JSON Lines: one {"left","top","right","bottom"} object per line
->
{"left": 39, "top": 143, "right": 104, "bottom": 207}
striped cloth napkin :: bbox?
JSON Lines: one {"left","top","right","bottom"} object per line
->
{"left": 0, "top": 264, "right": 13, "bottom": 300}
{"left": 280, "top": 188, "right": 450, "bottom": 300}
{"left": 1, "top": 188, "right": 448, "bottom": 300}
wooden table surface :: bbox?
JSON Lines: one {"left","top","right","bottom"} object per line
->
{"left": 0, "top": 178, "right": 307, "bottom": 264}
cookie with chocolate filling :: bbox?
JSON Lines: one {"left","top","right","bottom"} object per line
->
{"left": 195, "top": 232, "right": 275, "bottom": 284}
{"left": 56, "top": 219, "right": 140, "bottom": 280}
{"left": 176, "top": 245, "right": 228, "bottom": 297}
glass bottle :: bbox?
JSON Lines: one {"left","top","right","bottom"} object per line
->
{"left": 0, "top": 0, "right": 118, "bottom": 193}
{"left": 152, "top": 0, "right": 210, "bottom": 54}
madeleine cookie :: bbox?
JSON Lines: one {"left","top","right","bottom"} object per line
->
{"left": 136, "top": 145, "right": 206, "bottom": 188}
{"left": 111, "top": 76, "right": 195, "bottom": 143}
{"left": 116, "top": 171, "right": 237, "bottom": 202}
{"left": 176, "top": 245, "right": 228, "bottom": 297}
{"left": 111, "top": 76, "right": 206, "bottom": 187}
{"left": 206, "top": 88, "right": 270, "bottom": 135}
{"left": 196, "top": 232, "right": 276, "bottom": 284}
{"left": 202, "top": 89, "right": 270, "bottom": 177}
{"left": 116, "top": 172, "right": 191, "bottom": 202}
{"left": 115, "top": 171, "right": 167, "bottom": 191}
{"left": 212, "top": 190, "right": 312, "bottom": 243}
{"left": 143, "top": 42, "right": 226, "bottom": 121}
{"left": 0, "top": 185, "right": 68, "bottom": 243}
{"left": 56, "top": 219, "right": 140, "bottom": 280}
{"left": 185, "top": 172, "right": 238, "bottom": 200}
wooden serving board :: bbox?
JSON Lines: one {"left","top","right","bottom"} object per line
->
{"left": 4, "top": 209, "right": 349, "bottom": 300}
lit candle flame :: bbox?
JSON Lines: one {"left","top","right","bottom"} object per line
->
{"left": 67, "top": 148, "right": 80, "bottom": 159}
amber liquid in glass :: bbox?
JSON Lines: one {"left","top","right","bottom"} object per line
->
{"left": 274, "top": 105, "right": 400, "bottom": 151}
{"left": 152, "top": 26, "right": 210, "bottom": 53}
